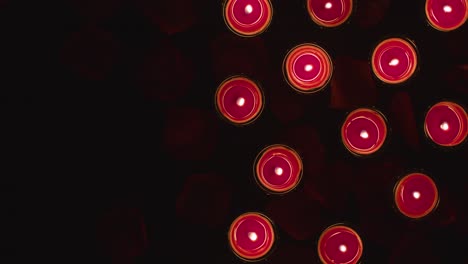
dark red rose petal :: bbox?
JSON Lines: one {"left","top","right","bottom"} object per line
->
{"left": 389, "top": 233, "right": 442, "bottom": 263}
{"left": 135, "top": 39, "right": 193, "bottom": 102}
{"left": 96, "top": 207, "right": 148, "bottom": 259}
{"left": 390, "top": 91, "right": 420, "bottom": 151}
{"left": 59, "top": 26, "right": 120, "bottom": 81}
{"left": 163, "top": 107, "right": 218, "bottom": 161}
{"left": 270, "top": 243, "right": 316, "bottom": 264}
{"left": 265, "top": 190, "right": 323, "bottom": 240}
{"left": 69, "top": 0, "right": 124, "bottom": 22}
{"left": 330, "top": 56, "right": 377, "bottom": 110}
{"left": 211, "top": 33, "right": 269, "bottom": 81}
{"left": 134, "top": 0, "right": 199, "bottom": 34}
{"left": 268, "top": 82, "right": 307, "bottom": 124}
{"left": 176, "top": 173, "right": 231, "bottom": 228}
{"left": 354, "top": 0, "right": 390, "bottom": 29}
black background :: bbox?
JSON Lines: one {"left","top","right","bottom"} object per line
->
{"left": 5, "top": 0, "right": 468, "bottom": 263}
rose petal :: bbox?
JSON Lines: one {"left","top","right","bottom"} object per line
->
{"left": 330, "top": 57, "right": 377, "bottom": 110}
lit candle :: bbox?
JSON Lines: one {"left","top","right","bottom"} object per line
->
{"left": 394, "top": 173, "right": 439, "bottom": 219}
{"left": 425, "top": 0, "right": 468, "bottom": 31}
{"left": 228, "top": 212, "right": 275, "bottom": 261}
{"left": 283, "top": 43, "right": 333, "bottom": 93}
{"left": 255, "top": 144, "right": 303, "bottom": 193}
{"left": 215, "top": 76, "right": 264, "bottom": 125}
{"left": 307, "top": 0, "right": 353, "bottom": 27}
{"left": 371, "top": 38, "right": 418, "bottom": 84}
{"left": 424, "top": 101, "right": 468, "bottom": 147}
{"left": 341, "top": 108, "right": 388, "bottom": 156}
{"left": 318, "top": 225, "right": 363, "bottom": 264}
{"left": 223, "top": 0, "right": 273, "bottom": 37}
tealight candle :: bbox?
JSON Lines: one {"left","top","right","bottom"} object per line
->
{"left": 215, "top": 76, "right": 264, "bottom": 125}
{"left": 254, "top": 144, "right": 303, "bottom": 194}
{"left": 341, "top": 108, "right": 388, "bottom": 156}
{"left": 283, "top": 43, "right": 333, "bottom": 93}
{"left": 424, "top": 101, "right": 468, "bottom": 147}
{"left": 228, "top": 212, "right": 275, "bottom": 261}
{"left": 318, "top": 225, "right": 363, "bottom": 264}
{"left": 307, "top": 0, "right": 353, "bottom": 27}
{"left": 425, "top": 0, "right": 468, "bottom": 31}
{"left": 394, "top": 173, "right": 439, "bottom": 219}
{"left": 371, "top": 38, "right": 418, "bottom": 84}
{"left": 223, "top": 0, "right": 273, "bottom": 37}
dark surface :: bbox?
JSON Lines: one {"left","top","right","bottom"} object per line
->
{"left": 7, "top": 0, "right": 468, "bottom": 263}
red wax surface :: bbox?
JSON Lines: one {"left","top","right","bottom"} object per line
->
{"left": 224, "top": 0, "right": 273, "bottom": 37}
{"left": 424, "top": 101, "right": 468, "bottom": 147}
{"left": 426, "top": 0, "right": 468, "bottom": 31}
{"left": 394, "top": 173, "right": 439, "bottom": 219}
{"left": 284, "top": 44, "right": 333, "bottom": 93}
{"left": 318, "top": 225, "right": 363, "bottom": 264}
{"left": 216, "top": 76, "right": 264, "bottom": 125}
{"left": 341, "top": 108, "right": 387, "bottom": 156}
{"left": 255, "top": 145, "right": 303, "bottom": 193}
{"left": 371, "top": 38, "right": 418, "bottom": 84}
{"left": 307, "top": 0, "right": 353, "bottom": 27}
{"left": 229, "top": 212, "right": 275, "bottom": 260}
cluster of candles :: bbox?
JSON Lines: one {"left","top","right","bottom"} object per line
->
{"left": 217, "top": 0, "right": 468, "bottom": 263}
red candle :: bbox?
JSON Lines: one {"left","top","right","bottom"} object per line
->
{"left": 228, "top": 212, "right": 275, "bottom": 261}
{"left": 215, "top": 76, "right": 264, "bottom": 125}
{"left": 307, "top": 0, "right": 353, "bottom": 27}
{"left": 341, "top": 108, "right": 388, "bottom": 156}
{"left": 425, "top": 0, "right": 468, "bottom": 31}
{"left": 424, "top": 101, "right": 468, "bottom": 147}
{"left": 254, "top": 144, "right": 303, "bottom": 194}
{"left": 283, "top": 43, "right": 333, "bottom": 93}
{"left": 371, "top": 38, "right": 418, "bottom": 84}
{"left": 318, "top": 225, "right": 363, "bottom": 264}
{"left": 223, "top": 0, "right": 273, "bottom": 37}
{"left": 394, "top": 173, "right": 439, "bottom": 219}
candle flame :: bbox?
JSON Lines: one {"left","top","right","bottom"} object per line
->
{"left": 236, "top": 97, "right": 245, "bottom": 107}
{"left": 443, "top": 5, "right": 452, "bottom": 13}
{"left": 274, "top": 167, "right": 283, "bottom": 176}
{"left": 389, "top": 58, "right": 399, "bottom": 66}
{"left": 413, "top": 191, "right": 421, "bottom": 199}
{"left": 440, "top": 122, "right": 449, "bottom": 131}
{"left": 325, "top": 2, "right": 332, "bottom": 9}
{"left": 304, "top": 64, "right": 313, "bottom": 72}
{"left": 245, "top": 4, "right": 253, "bottom": 14}
{"left": 360, "top": 130, "right": 369, "bottom": 139}
{"left": 248, "top": 232, "right": 258, "bottom": 241}
{"left": 339, "top": 245, "right": 347, "bottom": 253}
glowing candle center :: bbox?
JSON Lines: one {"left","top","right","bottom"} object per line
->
{"left": 443, "top": 5, "right": 452, "bottom": 13}
{"left": 248, "top": 231, "right": 258, "bottom": 241}
{"left": 304, "top": 64, "right": 313, "bottom": 72}
{"left": 325, "top": 2, "right": 332, "bottom": 9}
{"left": 236, "top": 97, "right": 246, "bottom": 107}
{"left": 339, "top": 244, "right": 347, "bottom": 253}
{"left": 274, "top": 167, "right": 283, "bottom": 176}
{"left": 413, "top": 191, "right": 421, "bottom": 199}
{"left": 440, "top": 121, "right": 449, "bottom": 131}
{"left": 245, "top": 4, "right": 253, "bottom": 14}
{"left": 360, "top": 130, "right": 369, "bottom": 139}
{"left": 389, "top": 58, "right": 399, "bottom": 66}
